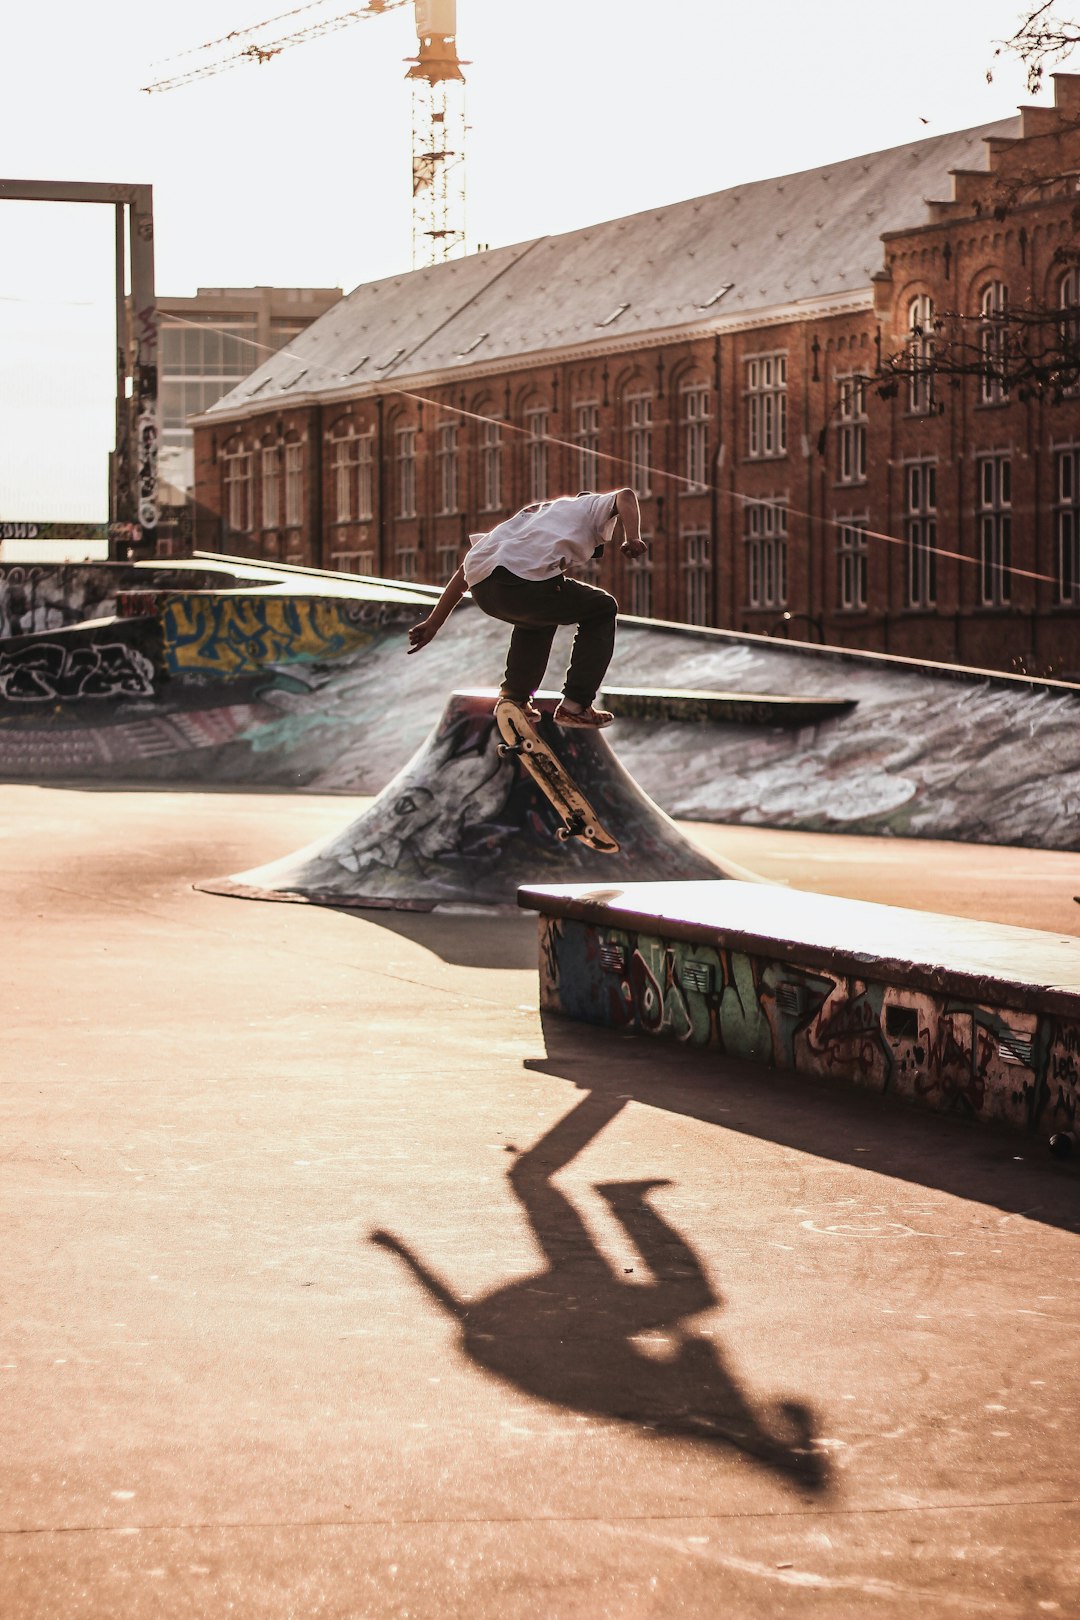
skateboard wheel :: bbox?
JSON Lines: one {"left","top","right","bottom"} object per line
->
{"left": 522, "top": 738, "right": 535, "bottom": 752}
{"left": 556, "top": 826, "right": 571, "bottom": 842}
{"left": 497, "top": 742, "right": 510, "bottom": 758}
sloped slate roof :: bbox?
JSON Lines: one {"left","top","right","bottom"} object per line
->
{"left": 204, "top": 116, "right": 1017, "bottom": 420}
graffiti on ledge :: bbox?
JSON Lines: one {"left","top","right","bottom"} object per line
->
{"left": 540, "top": 918, "right": 1080, "bottom": 1135}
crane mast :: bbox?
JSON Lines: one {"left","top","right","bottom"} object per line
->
{"left": 407, "top": 0, "right": 467, "bottom": 267}
{"left": 143, "top": 1, "right": 468, "bottom": 269}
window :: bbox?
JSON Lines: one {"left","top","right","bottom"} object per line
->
{"left": 574, "top": 402, "right": 600, "bottom": 490}
{"left": 333, "top": 549, "right": 375, "bottom": 575}
{"left": 270, "top": 319, "right": 309, "bottom": 353}
{"left": 436, "top": 423, "right": 459, "bottom": 515}
{"left": 526, "top": 408, "right": 548, "bottom": 503}
{"left": 681, "top": 529, "right": 711, "bottom": 625}
{"left": 569, "top": 553, "right": 602, "bottom": 584}
{"left": 261, "top": 445, "right": 281, "bottom": 529}
{"left": 979, "top": 282, "right": 1009, "bottom": 406}
{"left": 480, "top": 419, "right": 502, "bottom": 511}
{"left": 837, "top": 376, "right": 867, "bottom": 484}
{"left": 160, "top": 315, "right": 258, "bottom": 380}
{"left": 357, "top": 434, "right": 373, "bottom": 521}
{"left": 627, "top": 550, "right": 653, "bottom": 618}
{"left": 977, "top": 455, "right": 1012, "bottom": 605}
{"left": 745, "top": 501, "right": 788, "bottom": 607}
{"left": 682, "top": 386, "right": 710, "bottom": 492}
{"left": 1055, "top": 449, "right": 1080, "bottom": 604}
{"left": 222, "top": 450, "right": 252, "bottom": 534}
{"left": 836, "top": 521, "right": 868, "bottom": 612}
{"left": 1060, "top": 269, "right": 1080, "bottom": 392}
{"left": 908, "top": 294, "right": 935, "bottom": 414}
{"left": 395, "top": 547, "right": 418, "bottom": 582}
{"left": 397, "top": 426, "right": 417, "bottom": 519}
{"left": 904, "top": 460, "right": 937, "bottom": 607}
{"left": 746, "top": 355, "right": 787, "bottom": 458}
{"left": 436, "top": 544, "right": 460, "bottom": 581}
{"left": 331, "top": 430, "right": 357, "bottom": 523}
{"left": 627, "top": 394, "right": 653, "bottom": 497}
{"left": 283, "top": 443, "right": 303, "bottom": 528}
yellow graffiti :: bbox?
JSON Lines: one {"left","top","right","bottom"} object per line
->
{"left": 162, "top": 595, "right": 383, "bottom": 675}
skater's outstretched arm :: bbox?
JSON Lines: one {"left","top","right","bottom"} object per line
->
{"left": 615, "top": 490, "right": 647, "bottom": 558}
{"left": 369, "top": 1229, "right": 469, "bottom": 1321}
{"left": 407, "top": 563, "right": 467, "bottom": 653}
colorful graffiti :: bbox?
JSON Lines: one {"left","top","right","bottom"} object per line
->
{"left": 538, "top": 918, "right": 1080, "bottom": 1136}
{"left": 0, "top": 638, "right": 157, "bottom": 701}
{"left": 211, "top": 692, "right": 726, "bottom": 908}
{"left": 161, "top": 594, "right": 417, "bottom": 676}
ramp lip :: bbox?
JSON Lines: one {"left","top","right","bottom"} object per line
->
{"left": 517, "top": 879, "right": 1080, "bottom": 1018}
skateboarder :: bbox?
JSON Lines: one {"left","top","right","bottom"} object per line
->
{"left": 406, "top": 488, "right": 646, "bottom": 728}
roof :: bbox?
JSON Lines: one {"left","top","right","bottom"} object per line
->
{"left": 202, "top": 116, "right": 1018, "bottom": 422}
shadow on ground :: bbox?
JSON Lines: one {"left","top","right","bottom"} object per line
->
{"left": 372, "top": 1090, "right": 831, "bottom": 1494}
{"left": 531, "top": 1012, "right": 1080, "bottom": 1236}
{"left": 332, "top": 905, "right": 539, "bottom": 970}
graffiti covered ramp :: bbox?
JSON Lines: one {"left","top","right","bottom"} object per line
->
{"left": 198, "top": 691, "right": 749, "bottom": 910}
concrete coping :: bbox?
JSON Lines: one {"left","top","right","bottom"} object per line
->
{"left": 598, "top": 686, "right": 858, "bottom": 725}
{"left": 517, "top": 880, "right": 1080, "bottom": 1020}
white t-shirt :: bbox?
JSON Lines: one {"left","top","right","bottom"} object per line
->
{"left": 463, "top": 492, "right": 620, "bottom": 587}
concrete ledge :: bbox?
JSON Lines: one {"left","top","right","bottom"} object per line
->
{"left": 518, "top": 880, "right": 1080, "bottom": 1136}
{"left": 599, "top": 686, "right": 857, "bottom": 725}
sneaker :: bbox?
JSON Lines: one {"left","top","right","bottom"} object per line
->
{"left": 553, "top": 703, "right": 614, "bottom": 729}
{"left": 495, "top": 696, "right": 542, "bottom": 723}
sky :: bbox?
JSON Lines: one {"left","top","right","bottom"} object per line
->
{"left": 0, "top": 0, "right": 1065, "bottom": 520}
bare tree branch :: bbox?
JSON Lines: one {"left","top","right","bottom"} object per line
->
{"left": 993, "top": 5, "right": 1080, "bottom": 93}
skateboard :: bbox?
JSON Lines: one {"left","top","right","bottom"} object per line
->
{"left": 493, "top": 699, "right": 620, "bottom": 854}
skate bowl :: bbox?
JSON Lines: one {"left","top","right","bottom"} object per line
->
{"left": 197, "top": 690, "right": 754, "bottom": 910}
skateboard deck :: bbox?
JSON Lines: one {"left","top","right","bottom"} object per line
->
{"left": 493, "top": 699, "right": 620, "bottom": 854}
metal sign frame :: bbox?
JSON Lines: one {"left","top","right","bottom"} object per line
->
{"left": 0, "top": 179, "right": 157, "bottom": 557}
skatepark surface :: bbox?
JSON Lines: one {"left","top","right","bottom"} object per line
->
{"left": 3, "top": 782, "right": 1079, "bottom": 1618}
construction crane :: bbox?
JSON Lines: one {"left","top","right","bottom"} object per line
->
{"left": 142, "top": 0, "right": 467, "bottom": 269}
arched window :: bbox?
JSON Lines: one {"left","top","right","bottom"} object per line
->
{"left": 221, "top": 440, "right": 253, "bottom": 536}
{"left": 908, "top": 294, "right": 934, "bottom": 414}
{"left": 627, "top": 392, "right": 653, "bottom": 496}
{"left": 524, "top": 403, "right": 549, "bottom": 503}
{"left": 680, "top": 382, "right": 710, "bottom": 492}
{"left": 979, "top": 281, "right": 1008, "bottom": 405}
{"left": 478, "top": 411, "right": 503, "bottom": 512}
{"left": 1059, "top": 268, "right": 1080, "bottom": 385}
{"left": 260, "top": 438, "right": 282, "bottom": 529}
{"left": 573, "top": 400, "right": 600, "bottom": 490}
{"left": 329, "top": 419, "right": 374, "bottom": 524}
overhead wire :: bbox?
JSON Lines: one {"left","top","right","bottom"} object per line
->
{"left": 142, "top": 0, "right": 409, "bottom": 92}
{"left": 160, "top": 310, "right": 1061, "bottom": 590}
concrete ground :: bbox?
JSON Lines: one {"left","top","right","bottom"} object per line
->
{"left": 2, "top": 784, "right": 1079, "bottom": 1619}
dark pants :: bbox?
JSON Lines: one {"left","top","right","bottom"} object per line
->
{"left": 469, "top": 567, "right": 618, "bottom": 708}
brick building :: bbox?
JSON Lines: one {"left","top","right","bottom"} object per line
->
{"left": 193, "top": 78, "right": 1080, "bottom": 675}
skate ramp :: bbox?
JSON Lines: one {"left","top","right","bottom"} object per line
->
{"left": 198, "top": 691, "right": 747, "bottom": 910}
{"left": 3, "top": 556, "right": 1080, "bottom": 852}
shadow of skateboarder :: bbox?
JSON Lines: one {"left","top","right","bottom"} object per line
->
{"left": 371, "top": 1092, "right": 829, "bottom": 1491}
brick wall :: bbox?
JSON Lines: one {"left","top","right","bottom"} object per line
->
{"left": 193, "top": 93, "right": 1080, "bottom": 678}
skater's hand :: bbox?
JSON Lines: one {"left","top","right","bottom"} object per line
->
{"left": 621, "top": 536, "right": 648, "bottom": 560}
{"left": 408, "top": 617, "right": 438, "bottom": 653}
